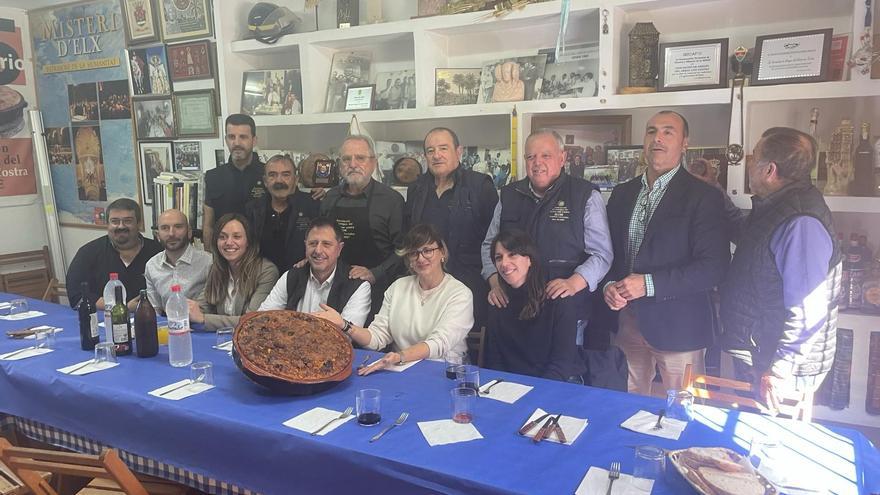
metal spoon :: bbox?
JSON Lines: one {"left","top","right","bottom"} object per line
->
{"left": 369, "top": 412, "right": 409, "bottom": 442}
{"left": 311, "top": 406, "right": 354, "bottom": 436}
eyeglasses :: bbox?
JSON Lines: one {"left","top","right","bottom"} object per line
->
{"left": 406, "top": 246, "right": 440, "bottom": 260}
{"left": 109, "top": 218, "right": 137, "bottom": 227}
{"left": 637, "top": 190, "right": 651, "bottom": 226}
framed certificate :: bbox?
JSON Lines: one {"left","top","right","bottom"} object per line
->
{"left": 121, "top": 0, "right": 161, "bottom": 45}
{"left": 173, "top": 89, "right": 217, "bottom": 137}
{"left": 344, "top": 84, "right": 376, "bottom": 111}
{"left": 659, "top": 38, "right": 728, "bottom": 91}
{"left": 752, "top": 28, "right": 833, "bottom": 85}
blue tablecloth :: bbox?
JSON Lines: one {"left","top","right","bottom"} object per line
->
{"left": 1, "top": 296, "right": 878, "bottom": 495}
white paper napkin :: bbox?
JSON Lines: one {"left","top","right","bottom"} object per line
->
{"left": 478, "top": 380, "right": 532, "bottom": 404}
{"left": 23, "top": 325, "right": 63, "bottom": 339}
{"left": 149, "top": 379, "right": 215, "bottom": 400}
{"left": 213, "top": 341, "right": 233, "bottom": 351}
{"left": 520, "top": 408, "right": 588, "bottom": 445}
{"left": 364, "top": 357, "right": 422, "bottom": 372}
{"left": 0, "top": 310, "right": 46, "bottom": 321}
{"left": 417, "top": 419, "right": 483, "bottom": 446}
{"left": 575, "top": 466, "right": 654, "bottom": 494}
{"left": 0, "top": 347, "right": 53, "bottom": 360}
{"left": 0, "top": 302, "right": 11, "bottom": 310}
{"left": 620, "top": 410, "right": 688, "bottom": 440}
{"left": 57, "top": 359, "right": 120, "bottom": 376}
{"left": 282, "top": 407, "right": 356, "bottom": 435}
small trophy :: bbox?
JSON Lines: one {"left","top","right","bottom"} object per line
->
{"left": 299, "top": 153, "right": 340, "bottom": 189}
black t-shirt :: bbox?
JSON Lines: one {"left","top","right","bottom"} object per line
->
{"left": 260, "top": 206, "right": 292, "bottom": 273}
{"left": 204, "top": 153, "right": 266, "bottom": 221}
{"left": 423, "top": 186, "right": 454, "bottom": 242}
{"left": 65, "top": 235, "right": 163, "bottom": 308}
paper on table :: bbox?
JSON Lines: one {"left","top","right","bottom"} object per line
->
{"left": 23, "top": 326, "right": 63, "bottom": 339}
{"left": 0, "top": 302, "right": 11, "bottom": 310}
{"left": 364, "top": 357, "right": 422, "bottom": 372}
{"left": 0, "top": 347, "right": 53, "bottom": 360}
{"left": 520, "top": 408, "right": 588, "bottom": 445}
{"left": 282, "top": 407, "right": 355, "bottom": 435}
{"left": 575, "top": 466, "right": 654, "bottom": 495}
{"left": 213, "top": 341, "right": 233, "bottom": 351}
{"left": 478, "top": 381, "right": 532, "bottom": 404}
{"left": 0, "top": 311, "right": 46, "bottom": 321}
{"left": 57, "top": 360, "right": 120, "bottom": 376}
{"left": 620, "top": 410, "right": 687, "bottom": 440}
{"left": 148, "top": 379, "right": 215, "bottom": 400}
{"left": 417, "top": 419, "right": 483, "bottom": 446}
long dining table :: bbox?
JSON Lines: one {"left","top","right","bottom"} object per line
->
{"left": 1, "top": 295, "right": 878, "bottom": 495}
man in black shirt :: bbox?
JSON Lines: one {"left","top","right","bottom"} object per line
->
{"left": 66, "top": 198, "right": 162, "bottom": 310}
{"left": 246, "top": 154, "right": 319, "bottom": 273}
{"left": 203, "top": 114, "right": 266, "bottom": 246}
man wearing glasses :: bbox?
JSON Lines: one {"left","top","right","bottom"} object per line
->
{"left": 603, "top": 111, "right": 729, "bottom": 396}
{"left": 321, "top": 135, "right": 404, "bottom": 315}
{"left": 66, "top": 198, "right": 162, "bottom": 311}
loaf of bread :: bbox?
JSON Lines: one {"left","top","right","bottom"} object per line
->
{"left": 698, "top": 467, "right": 767, "bottom": 495}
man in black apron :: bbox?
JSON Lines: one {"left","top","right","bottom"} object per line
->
{"left": 320, "top": 135, "right": 404, "bottom": 316}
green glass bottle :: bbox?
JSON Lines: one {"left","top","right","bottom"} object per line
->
{"left": 111, "top": 285, "right": 132, "bottom": 356}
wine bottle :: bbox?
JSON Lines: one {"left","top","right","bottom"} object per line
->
{"left": 850, "top": 122, "right": 876, "bottom": 196}
{"left": 134, "top": 289, "right": 159, "bottom": 358}
{"left": 78, "top": 282, "right": 99, "bottom": 351}
{"left": 111, "top": 285, "right": 132, "bottom": 356}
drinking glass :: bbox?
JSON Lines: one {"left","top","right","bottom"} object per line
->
{"left": 444, "top": 349, "right": 469, "bottom": 379}
{"left": 633, "top": 445, "right": 665, "bottom": 491}
{"left": 190, "top": 361, "right": 214, "bottom": 386}
{"left": 156, "top": 325, "right": 169, "bottom": 345}
{"left": 216, "top": 327, "right": 233, "bottom": 354}
{"left": 666, "top": 389, "right": 694, "bottom": 421}
{"left": 455, "top": 364, "right": 480, "bottom": 392}
{"left": 356, "top": 389, "right": 381, "bottom": 426}
{"left": 451, "top": 386, "right": 477, "bottom": 424}
{"left": 94, "top": 342, "right": 117, "bottom": 364}
{"left": 33, "top": 328, "right": 54, "bottom": 350}
{"left": 9, "top": 299, "right": 28, "bottom": 315}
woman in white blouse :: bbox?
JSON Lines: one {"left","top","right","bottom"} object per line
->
{"left": 189, "top": 213, "right": 278, "bottom": 330}
{"left": 316, "top": 224, "right": 473, "bottom": 375}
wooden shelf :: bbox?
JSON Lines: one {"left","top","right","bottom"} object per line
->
{"left": 729, "top": 193, "right": 880, "bottom": 214}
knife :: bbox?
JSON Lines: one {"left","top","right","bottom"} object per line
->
{"left": 532, "top": 415, "right": 558, "bottom": 444}
{"left": 550, "top": 414, "right": 567, "bottom": 443}
{"left": 518, "top": 413, "right": 550, "bottom": 436}
{"left": 1, "top": 347, "right": 34, "bottom": 359}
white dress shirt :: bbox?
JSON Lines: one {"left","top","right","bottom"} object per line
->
{"left": 259, "top": 266, "right": 372, "bottom": 327}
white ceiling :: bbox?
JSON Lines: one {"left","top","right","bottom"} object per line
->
{"left": 0, "top": 0, "right": 75, "bottom": 12}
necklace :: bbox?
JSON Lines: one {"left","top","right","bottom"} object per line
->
{"left": 417, "top": 275, "right": 444, "bottom": 306}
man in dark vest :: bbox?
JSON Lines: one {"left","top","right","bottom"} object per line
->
{"left": 720, "top": 127, "right": 841, "bottom": 413}
{"left": 405, "top": 127, "right": 498, "bottom": 329}
{"left": 258, "top": 217, "right": 371, "bottom": 327}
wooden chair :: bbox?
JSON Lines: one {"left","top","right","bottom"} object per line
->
{"left": 0, "top": 438, "right": 186, "bottom": 495}
{"left": 1, "top": 459, "right": 30, "bottom": 495}
{"left": 0, "top": 247, "right": 53, "bottom": 300}
{"left": 41, "top": 279, "right": 67, "bottom": 305}
{"left": 682, "top": 364, "right": 813, "bottom": 422}
{"left": 466, "top": 326, "right": 486, "bottom": 368}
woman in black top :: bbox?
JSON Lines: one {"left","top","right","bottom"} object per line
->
{"left": 485, "top": 229, "right": 585, "bottom": 382}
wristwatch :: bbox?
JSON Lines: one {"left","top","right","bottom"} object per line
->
{"left": 341, "top": 319, "right": 352, "bottom": 334}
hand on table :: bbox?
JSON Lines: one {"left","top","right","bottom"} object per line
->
{"left": 357, "top": 351, "right": 401, "bottom": 376}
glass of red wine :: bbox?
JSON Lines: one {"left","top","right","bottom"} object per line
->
{"left": 455, "top": 364, "right": 480, "bottom": 392}
{"left": 451, "top": 386, "right": 477, "bottom": 424}
{"left": 356, "top": 388, "right": 381, "bottom": 426}
{"left": 444, "top": 349, "right": 469, "bottom": 379}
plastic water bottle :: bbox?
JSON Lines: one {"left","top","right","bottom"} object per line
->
{"left": 102, "top": 273, "right": 125, "bottom": 343}
{"left": 166, "top": 284, "right": 193, "bottom": 367}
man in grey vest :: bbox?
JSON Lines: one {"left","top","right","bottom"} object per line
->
{"left": 720, "top": 127, "right": 841, "bottom": 413}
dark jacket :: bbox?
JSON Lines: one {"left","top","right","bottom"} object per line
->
{"left": 720, "top": 181, "right": 841, "bottom": 376}
{"left": 284, "top": 261, "right": 367, "bottom": 313}
{"left": 245, "top": 189, "right": 320, "bottom": 272}
{"left": 603, "top": 169, "right": 729, "bottom": 352}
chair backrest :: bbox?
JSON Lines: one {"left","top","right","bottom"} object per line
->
{"left": 41, "top": 279, "right": 68, "bottom": 304}
{"left": 0, "top": 459, "right": 28, "bottom": 495}
{"left": 0, "top": 438, "right": 148, "bottom": 495}
{"left": 0, "top": 247, "right": 53, "bottom": 299}
{"left": 466, "top": 326, "right": 486, "bottom": 368}
{"left": 682, "top": 364, "right": 813, "bottom": 422}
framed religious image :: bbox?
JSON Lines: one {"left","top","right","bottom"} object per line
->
{"left": 157, "top": 0, "right": 213, "bottom": 42}
{"left": 530, "top": 114, "right": 632, "bottom": 183}
{"left": 605, "top": 145, "right": 644, "bottom": 184}
{"left": 478, "top": 54, "right": 548, "bottom": 103}
{"left": 685, "top": 146, "right": 729, "bottom": 190}
{"left": 121, "top": 0, "right": 160, "bottom": 45}
{"left": 139, "top": 141, "right": 171, "bottom": 204}
{"left": 344, "top": 84, "right": 375, "bottom": 111}
{"left": 128, "top": 45, "right": 171, "bottom": 96}
{"left": 133, "top": 97, "right": 175, "bottom": 139}
{"left": 173, "top": 141, "right": 202, "bottom": 171}
{"left": 659, "top": 38, "right": 728, "bottom": 91}
{"left": 325, "top": 51, "right": 372, "bottom": 112}
{"left": 166, "top": 40, "right": 213, "bottom": 81}
{"left": 173, "top": 89, "right": 217, "bottom": 137}
{"left": 374, "top": 70, "right": 415, "bottom": 109}
{"left": 435, "top": 68, "right": 481, "bottom": 106}
{"left": 752, "top": 28, "right": 832, "bottom": 85}
{"left": 241, "top": 69, "right": 303, "bottom": 115}
{"left": 72, "top": 125, "right": 108, "bottom": 202}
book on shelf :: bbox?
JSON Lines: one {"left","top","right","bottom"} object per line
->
{"left": 152, "top": 173, "right": 200, "bottom": 232}
{"left": 816, "top": 328, "right": 853, "bottom": 410}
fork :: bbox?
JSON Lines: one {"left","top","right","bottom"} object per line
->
{"left": 652, "top": 408, "right": 666, "bottom": 430}
{"left": 311, "top": 406, "right": 353, "bottom": 436}
{"left": 369, "top": 411, "right": 409, "bottom": 442}
{"left": 605, "top": 461, "right": 620, "bottom": 495}
{"left": 481, "top": 378, "right": 504, "bottom": 394}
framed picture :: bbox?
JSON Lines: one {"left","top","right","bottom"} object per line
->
{"left": 435, "top": 68, "right": 481, "bottom": 106}
{"left": 128, "top": 45, "right": 171, "bottom": 96}
{"left": 752, "top": 28, "right": 833, "bottom": 85}
{"left": 374, "top": 70, "right": 415, "bottom": 109}
{"left": 214, "top": 149, "right": 226, "bottom": 167}
{"left": 173, "top": 141, "right": 202, "bottom": 171}
{"left": 173, "top": 89, "right": 217, "bottom": 137}
{"left": 133, "top": 97, "right": 175, "bottom": 139}
{"left": 605, "top": 145, "right": 644, "bottom": 184}
{"left": 241, "top": 69, "right": 303, "bottom": 115}
{"left": 478, "top": 55, "right": 548, "bottom": 103}
{"left": 166, "top": 40, "right": 213, "bottom": 81}
{"left": 538, "top": 42, "right": 600, "bottom": 99}
{"left": 138, "top": 141, "right": 172, "bottom": 204}
{"left": 530, "top": 114, "right": 632, "bottom": 183}
{"left": 121, "top": 0, "right": 160, "bottom": 45}
{"left": 344, "top": 84, "right": 376, "bottom": 111}
{"left": 157, "top": 0, "right": 213, "bottom": 42}
{"left": 659, "top": 38, "right": 729, "bottom": 91}
{"left": 583, "top": 165, "right": 618, "bottom": 191}
{"left": 97, "top": 80, "right": 132, "bottom": 120}
{"left": 325, "top": 51, "right": 372, "bottom": 112}
{"left": 685, "top": 146, "right": 729, "bottom": 189}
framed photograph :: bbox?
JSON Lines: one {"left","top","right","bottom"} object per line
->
{"left": 435, "top": 68, "right": 481, "bottom": 106}
{"left": 45, "top": 127, "right": 73, "bottom": 165}
{"left": 325, "top": 51, "right": 372, "bottom": 112}
{"left": 121, "top": 0, "right": 160, "bottom": 45}
{"left": 605, "top": 145, "right": 644, "bottom": 184}
{"left": 214, "top": 149, "right": 226, "bottom": 167}
{"left": 583, "top": 165, "right": 618, "bottom": 191}
{"left": 538, "top": 42, "right": 600, "bottom": 99}
{"left": 659, "top": 38, "right": 729, "bottom": 91}
{"left": 133, "top": 97, "right": 175, "bottom": 139}
{"left": 685, "top": 146, "right": 729, "bottom": 190}
{"left": 174, "top": 89, "right": 217, "bottom": 137}
{"left": 531, "top": 114, "right": 632, "bottom": 184}
{"left": 166, "top": 40, "right": 213, "bottom": 81}
{"left": 829, "top": 34, "right": 850, "bottom": 81}
{"left": 344, "top": 84, "right": 376, "bottom": 111}
{"left": 241, "top": 69, "right": 303, "bottom": 116}
{"left": 129, "top": 45, "right": 171, "bottom": 96}
{"left": 97, "top": 80, "right": 132, "bottom": 120}
{"left": 478, "top": 55, "right": 548, "bottom": 103}
{"left": 752, "top": 28, "right": 833, "bottom": 85}
{"left": 138, "top": 141, "right": 172, "bottom": 204}
{"left": 157, "top": 0, "right": 213, "bottom": 42}
{"left": 374, "top": 70, "right": 415, "bottom": 110}
{"left": 173, "top": 141, "right": 202, "bottom": 171}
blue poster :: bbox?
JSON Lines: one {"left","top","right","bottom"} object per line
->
{"left": 30, "top": 0, "right": 137, "bottom": 227}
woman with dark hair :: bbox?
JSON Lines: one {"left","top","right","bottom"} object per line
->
{"left": 188, "top": 213, "right": 278, "bottom": 330}
{"left": 486, "top": 229, "right": 585, "bottom": 382}
{"left": 316, "top": 224, "right": 473, "bottom": 375}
